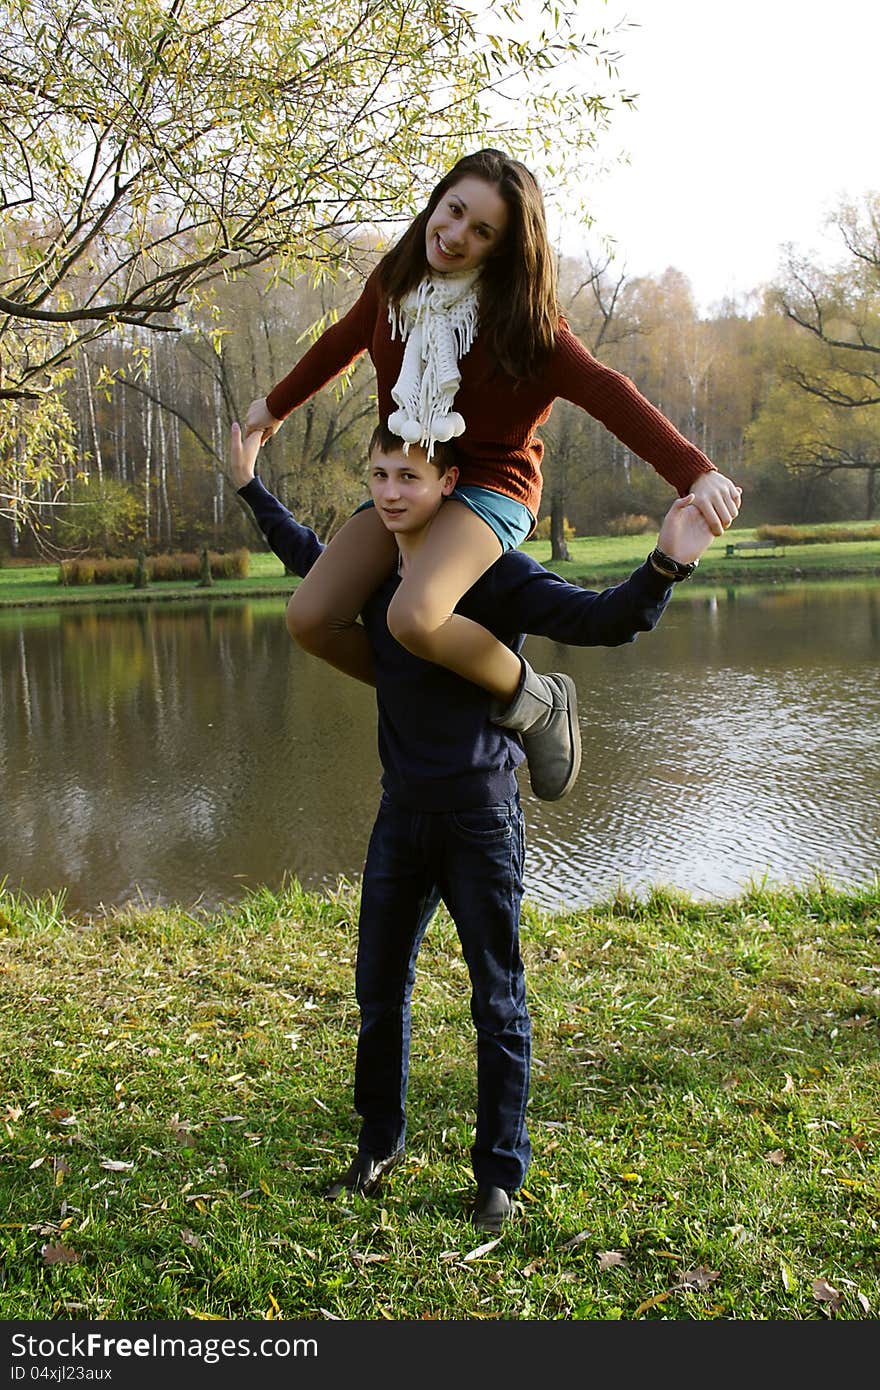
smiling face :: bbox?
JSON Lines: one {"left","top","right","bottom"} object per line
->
{"left": 424, "top": 175, "right": 509, "bottom": 275}
{"left": 369, "top": 445, "right": 458, "bottom": 538}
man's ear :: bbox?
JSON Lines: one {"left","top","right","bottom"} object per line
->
{"left": 441, "top": 465, "right": 459, "bottom": 496}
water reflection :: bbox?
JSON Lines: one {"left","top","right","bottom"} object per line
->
{"left": 1, "top": 584, "right": 878, "bottom": 914}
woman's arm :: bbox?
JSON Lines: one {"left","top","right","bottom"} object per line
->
{"left": 553, "top": 322, "right": 741, "bottom": 535}
{"left": 244, "top": 269, "right": 381, "bottom": 440}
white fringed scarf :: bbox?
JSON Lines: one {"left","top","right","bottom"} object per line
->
{"left": 387, "top": 268, "right": 480, "bottom": 458}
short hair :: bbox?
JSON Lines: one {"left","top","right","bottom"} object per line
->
{"left": 368, "top": 421, "right": 455, "bottom": 476}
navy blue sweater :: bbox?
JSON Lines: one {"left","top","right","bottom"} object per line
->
{"left": 239, "top": 478, "right": 674, "bottom": 811}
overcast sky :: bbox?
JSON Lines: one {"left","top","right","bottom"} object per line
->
{"left": 562, "top": 0, "right": 880, "bottom": 313}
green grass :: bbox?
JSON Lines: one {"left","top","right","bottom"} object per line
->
{"left": 2, "top": 524, "right": 878, "bottom": 608}
{"left": 1, "top": 875, "right": 878, "bottom": 1321}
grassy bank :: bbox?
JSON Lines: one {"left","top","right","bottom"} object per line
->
{"left": 1, "top": 876, "right": 878, "bottom": 1321}
{"left": 2, "top": 525, "right": 878, "bottom": 608}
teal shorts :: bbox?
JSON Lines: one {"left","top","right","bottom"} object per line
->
{"left": 355, "top": 485, "right": 534, "bottom": 552}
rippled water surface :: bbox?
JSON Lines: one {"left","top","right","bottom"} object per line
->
{"left": 2, "top": 581, "right": 878, "bottom": 913}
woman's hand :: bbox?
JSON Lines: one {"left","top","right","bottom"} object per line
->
{"left": 244, "top": 396, "right": 282, "bottom": 445}
{"left": 689, "top": 471, "right": 742, "bottom": 535}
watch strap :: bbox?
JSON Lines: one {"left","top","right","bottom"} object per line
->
{"left": 648, "top": 546, "right": 698, "bottom": 582}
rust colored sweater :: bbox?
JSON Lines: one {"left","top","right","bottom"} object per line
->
{"left": 266, "top": 269, "right": 716, "bottom": 518}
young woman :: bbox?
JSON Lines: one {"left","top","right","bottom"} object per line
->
{"left": 245, "top": 149, "right": 741, "bottom": 800}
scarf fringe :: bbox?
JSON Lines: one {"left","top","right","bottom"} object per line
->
{"left": 388, "top": 270, "right": 480, "bottom": 458}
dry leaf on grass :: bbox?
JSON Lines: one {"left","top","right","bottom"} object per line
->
{"left": 676, "top": 1267, "right": 720, "bottom": 1291}
{"left": 763, "top": 1149, "right": 786, "bottom": 1165}
{"left": 558, "top": 1230, "right": 591, "bottom": 1251}
{"left": 597, "top": 1250, "right": 628, "bottom": 1270}
{"left": 812, "top": 1277, "right": 844, "bottom": 1311}
{"left": 634, "top": 1290, "right": 671, "bottom": 1316}
{"left": 41, "top": 1243, "right": 79, "bottom": 1265}
{"left": 461, "top": 1237, "right": 501, "bottom": 1262}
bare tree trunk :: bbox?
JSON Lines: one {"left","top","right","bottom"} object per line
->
{"left": 549, "top": 491, "right": 571, "bottom": 562}
{"left": 142, "top": 359, "right": 153, "bottom": 548}
{"left": 82, "top": 352, "right": 103, "bottom": 483}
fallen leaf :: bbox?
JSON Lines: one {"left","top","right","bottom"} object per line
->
{"left": 764, "top": 1149, "right": 786, "bottom": 1165}
{"left": 461, "top": 1237, "right": 501, "bottom": 1262}
{"left": 558, "top": 1230, "right": 591, "bottom": 1251}
{"left": 181, "top": 1230, "right": 202, "bottom": 1249}
{"left": 782, "top": 1073, "right": 795, "bottom": 1093}
{"left": 676, "top": 1267, "right": 720, "bottom": 1291}
{"left": 41, "top": 1243, "right": 79, "bottom": 1265}
{"left": 634, "top": 1290, "right": 671, "bottom": 1316}
{"left": 100, "top": 1159, "right": 133, "bottom": 1171}
{"left": 597, "top": 1250, "right": 628, "bottom": 1270}
{"left": 857, "top": 1292, "right": 871, "bottom": 1314}
{"left": 812, "top": 1277, "right": 843, "bottom": 1311}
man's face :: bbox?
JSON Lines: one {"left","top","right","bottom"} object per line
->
{"left": 368, "top": 446, "right": 457, "bottom": 536}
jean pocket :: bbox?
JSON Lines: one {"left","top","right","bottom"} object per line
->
{"left": 450, "top": 804, "right": 513, "bottom": 843}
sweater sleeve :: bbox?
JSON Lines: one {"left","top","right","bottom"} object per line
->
{"left": 552, "top": 321, "right": 716, "bottom": 495}
{"left": 236, "top": 476, "right": 325, "bottom": 577}
{"left": 265, "top": 270, "right": 381, "bottom": 422}
{"left": 463, "top": 550, "right": 673, "bottom": 647}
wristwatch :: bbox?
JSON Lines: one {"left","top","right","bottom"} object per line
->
{"left": 648, "top": 546, "right": 699, "bottom": 582}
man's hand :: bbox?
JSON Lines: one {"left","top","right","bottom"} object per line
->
{"left": 656, "top": 494, "right": 719, "bottom": 565}
{"left": 244, "top": 396, "right": 282, "bottom": 445}
{"left": 230, "top": 420, "right": 262, "bottom": 490}
{"left": 689, "top": 470, "right": 742, "bottom": 535}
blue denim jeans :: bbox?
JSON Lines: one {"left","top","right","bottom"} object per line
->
{"left": 354, "top": 793, "right": 531, "bottom": 1193}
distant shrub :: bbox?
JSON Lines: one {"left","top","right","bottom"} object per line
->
{"left": 757, "top": 523, "right": 880, "bottom": 545}
{"left": 533, "top": 515, "right": 576, "bottom": 541}
{"left": 58, "top": 548, "right": 250, "bottom": 586}
{"left": 606, "top": 513, "right": 658, "bottom": 536}
{"left": 58, "top": 558, "right": 95, "bottom": 586}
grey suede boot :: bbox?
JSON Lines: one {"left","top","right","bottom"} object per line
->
{"left": 491, "top": 657, "right": 581, "bottom": 801}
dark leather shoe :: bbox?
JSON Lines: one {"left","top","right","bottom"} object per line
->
{"left": 325, "top": 1147, "right": 404, "bottom": 1200}
{"left": 472, "top": 1184, "right": 512, "bottom": 1233}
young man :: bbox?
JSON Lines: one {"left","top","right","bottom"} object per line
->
{"left": 230, "top": 420, "right": 722, "bottom": 1233}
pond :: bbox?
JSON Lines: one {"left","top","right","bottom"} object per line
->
{"left": 1, "top": 580, "right": 878, "bottom": 915}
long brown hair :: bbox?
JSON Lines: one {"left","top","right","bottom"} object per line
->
{"left": 377, "top": 149, "right": 559, "bottom": 381}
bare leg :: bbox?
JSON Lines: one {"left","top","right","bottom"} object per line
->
{"left": 286, "top": 507, "right": 398, "bottom": 687}
{"left": 385, "top": 500, "right": 522, "bottom": 702}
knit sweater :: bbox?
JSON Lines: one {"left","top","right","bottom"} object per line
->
{"left": 239, "top": 476, "right": 674, "bottom": 811}
{"left": 266, "top": 268, "right": 716, "bottom": 519}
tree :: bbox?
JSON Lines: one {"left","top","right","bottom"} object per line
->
{"left": 765, "top": 193, "right": 880, "bottom": 517}
{"left": 1, "top": 0, "right": 633, "bottom": 530}
{"left": 540, "top": 249, "right": 634, "bottom": 554}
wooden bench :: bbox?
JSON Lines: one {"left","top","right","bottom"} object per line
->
{"left": 725, "top": 539, "right": 785, "bottom": 558}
